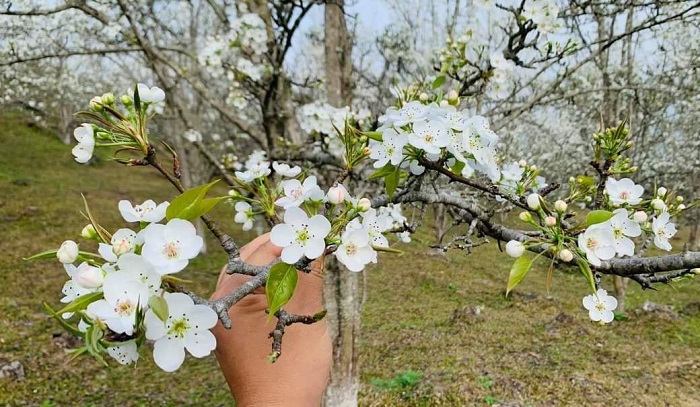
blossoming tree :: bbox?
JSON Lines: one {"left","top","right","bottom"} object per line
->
{"left": 5, "top": 0, "right": 700, "bottom": 405}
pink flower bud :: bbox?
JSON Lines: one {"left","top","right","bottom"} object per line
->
{"left": 57, "top": 240, "right": 79, "bottom": 264}
{"left": 75, "top": 263, "right": 104, "bottom": 289}
{"left": 326, "top": 185, "right": 348, "bottom": 205}
{"left": 545, "top": 216, "right": 557, "bottom": 227}
{"left": 558, "top": 249, "right": 574, "bottom": 262}
{"left": 358, "top": 198, "right": 371, "bottom": 212}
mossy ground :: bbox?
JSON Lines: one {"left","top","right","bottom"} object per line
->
{"left": 1, "top": 116, "right": 699, "bottom": 406}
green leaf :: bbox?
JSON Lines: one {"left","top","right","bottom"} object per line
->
{"left": 43, "top": 303, "right": 84, "bottom": 337}
{"left": 363, "top": 131, "right": 383, "bottom": 142}
{"left": 81, "top": 194, "right": 111, "bottom": 243}
{"left": 577, "top": 259, "right": 597, "bottom": 292}
{"left": 55, "top": 291, "right": 104, "bottom": 316}
{"left": 385, "top": 168, "right": 400, "bottom": 199}
{"left": 133, "top": 83, "right": 141, "bottom": 113}
{"left": 450, "top": 159, "right": 466, "bottom": 176}
{"left": 506, "top": 256, "right": 534, "bottom": 296}
{"left": 372, "top": 245, "right": 404, "bottom": 254}
{"left": 368, "top": 163, "right": 396, "bottom": 180}
{"left": 586, "top": 210, "right": 614, "bottom": 226}
{"left": 24, "top": 249, "right": 58, "bottom": 261}
{"left": 161, "top": 275, "right": 193, "bottom": 285}
{"left": 265, "top": 263, "right": 299, "bottom": 321}
{"left": 148, "top": 296, "right": 169, "bottom": 322}
{"left": 166, "top": 180, "right": 220, "bottom": 221}
{"left": 432, "top": 75, "right": 446, "bottom": 90}
{"left": 312, "top": 310, "right": 327, "bottom": 322}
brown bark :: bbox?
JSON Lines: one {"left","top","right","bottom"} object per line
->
{"left": 322, "top": 1, "right": 358, "bottom": 405}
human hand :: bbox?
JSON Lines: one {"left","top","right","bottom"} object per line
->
{"left": 211, "top": 234, "right": 331, "bottom": 407}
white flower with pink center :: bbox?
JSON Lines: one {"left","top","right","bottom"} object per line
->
{"left": 578, "top": 223, "right": 616, "bottom": 267}
{"left": 270, "top": 207, "right": 331, "bottom": 264}
{"left": 274, "top": 176, "right": 324, "bottom": 209}
{"left": 86, "top": 272, "right": 150, "bottom": 336}
{"left": 604, "top": 178, "right": 643, "bottom": 206}
{"left": 336, "top": 228, "right": 376, "bottom": 272}
{"left": 118, "top": 199, "right": 169, "bottom": 223}
{"left": 141, "top": 219, "right": 203, "bottom": 274}
{"left": 98, "top": 228, "right": 137, "bottom": 262}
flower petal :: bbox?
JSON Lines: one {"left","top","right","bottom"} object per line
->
{"left": 153, "top": 337, "right": 186, "bottom": 372}
{"left": 184, "top": 329, "right": 217, "bottom": 358}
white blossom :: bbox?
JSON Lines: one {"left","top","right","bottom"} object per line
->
{"left": 408, "top": 120, "right": 450, "bottom": 154}
{"left": 86, "top": 272, "right": 150, "bottom": 336}
{"left": 270, "top": 207, "right": 331, "bottom": 264}
{"left": 118, "top": 200, "right": 169, "bottom": 223}
{"left": 275, "top": 176, "right": 324, "bottom": 209}
{"left": 107, "top": 341, "right": 139, "bottom": 365}
{"left": 608, "top": 209, "right": 641, "bottom": 256}
{"left": 272, "top": 161, "right": 301, "bottom": 177}
{"left": 141, "top": 219, "right": 203, "bottom": 274}
{"left": 144, "top": 292, "right": 218, "bottom": 372}
{"left": 335, "top": 228, "right": 376, "bottom": 272}
{"left": 369, "top": 128, "right": 408, "bottom": 168}
{"left": 136, "top": 83, "right": 165, "bottom": 104}
{"left": 605, "top": 178, "right": 644, "bottom": 206}
{"left": 234, "top": 201, "right": 254, "bottom": 231}
{"left": 582, "top": 289, "right": 617, "bottom": 323}
{"left": 71, "top": 123, "right": 95, "bottom": 164}
{"left": 98, "top": 228, "right": 138, "bottom": 262}
{"left": 652, "top": 211, "right": 677, "bottom": 251}
{"left": 578, "top": 224, "right": 616, "bottom": 266}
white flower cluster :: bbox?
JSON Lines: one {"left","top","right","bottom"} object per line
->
{"left": 234, "top": 150, "right": 272, "bottom": 183}
{"left": 522, "top": 0, "right": 560, "bottom": 35}
{"left": 578, "top": 178, "right": 678, "bottom": 266}
{"left": 198, "top": 13, "right": 268, "bottom": 81}
{"left": 230, "top": 159, "right": 404, "bottom": 272}
{"left": 497, "top": 159, "right": 547, "bottom": 198}
{"left": 56, "top": 199, "right": 217, "bottom": 372}
{"left": 298, "top": 102, "right": 371, "bottom": 136}
{"left": 487, "top": 52, "right": 516, "bottom": 100}
{"left": 373, "top": 101, "right": 502, "bottom": 182}
{"left": 70, "top": 83, "right": 165, "bottom": 164}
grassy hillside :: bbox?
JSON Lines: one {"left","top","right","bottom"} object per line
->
{"left": 1, "top": 116, "right": 700, "bottom": 406}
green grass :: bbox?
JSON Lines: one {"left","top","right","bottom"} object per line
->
{"left": 2, "top": 115, "right": 700, "bottom": 406}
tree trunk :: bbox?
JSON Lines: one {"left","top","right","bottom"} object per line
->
{"left": 322, "top": 1, "right": 359, "bottom": 405}
{"left": 322, "top": 257, "right": 361, "bottom": 407}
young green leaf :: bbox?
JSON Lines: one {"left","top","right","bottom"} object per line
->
{"left": 432, "top": 75, "right": 446, "bottom": 90}
{"left": 55, "top": 291, "right": 104, "bottom": 316}
{"left": 133, "top": 83, "right": 141, "bottom": 113}
{"left": 148, "top": 296, "right": 169, "bottom": 322}
{"left": 369, "top": 163, "right": 396, "bottom": 180}
{"left": 385, "top": 168, "right": 401, "bottom": 199}
{"left": 166, "top": 179, "right": 220, "bottom": 221}
{"left": 43, "top": 303, "right": 84, "bottom": 337}
{"left": 265, "top": 263, "right": 299, "bottom": 321}
{"left": 24, "top": 249, "right": 58, "bottom": 261}
{"left": 577, "top": 259, "right": 597, "bottom": 292}
{"left": 506, "top": 256, "right": 534, "bottom": 295}
{"left": 363, "top": 131, "right": 383, "bottom": 142}
{"left": 586, "top": 210, "right": 614, "bottom": 226}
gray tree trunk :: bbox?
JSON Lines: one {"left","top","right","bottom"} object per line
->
{"left": 322, "top": 1, "right": 359, "bottom": 405}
